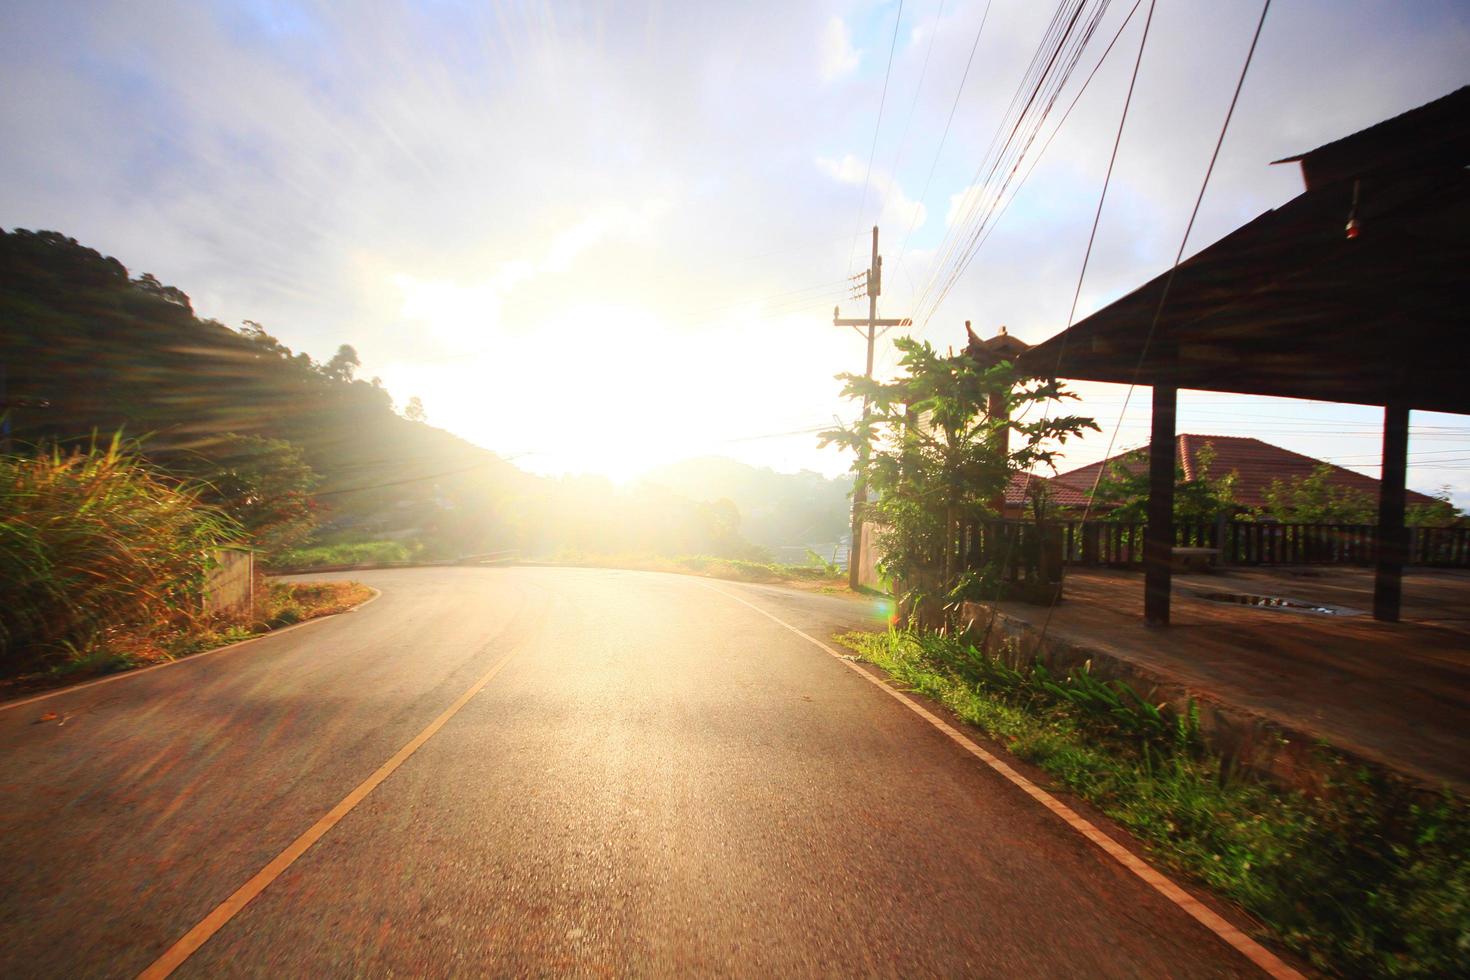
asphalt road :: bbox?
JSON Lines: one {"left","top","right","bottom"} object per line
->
{"left": 0, "top": 566, "right": 1267, "bottom": 977}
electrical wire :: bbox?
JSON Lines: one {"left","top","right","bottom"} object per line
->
{"left": 1068, "top": 0, "right": 1273, "bottom": 530}
{"left": 846, "top": 0, "right": 907, "bottom": 275}
{"left": 878, "top": 0, "right": 1143, "bottom": 378}
{"left": 914, "top": 0, "right": 1117, "bottom": 329}
{"left": 890, "top": 0, "right": 995, "bottom": 281}
{"left": 1033, "top": 0, "right": 1274, "bottom": 642}
{"left": 986, "top": 0, "right": 1153, "bottom": 602}
{"left": 884, "top": 0, "right": 946, "bottom": 189}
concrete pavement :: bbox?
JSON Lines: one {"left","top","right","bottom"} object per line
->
{"left": 0, "top": 566, "right": 1273, "bottom": 977}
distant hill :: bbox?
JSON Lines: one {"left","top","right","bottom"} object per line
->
{"left": 0, "top": 228, "right": 532, "bottom": 547}
{"left": 0, "top": 229, "right": 770, "bottom": 561}
{"left": 641, "top": 456, "right": 853, "bottom": 560}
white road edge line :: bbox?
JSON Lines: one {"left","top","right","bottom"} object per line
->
{"left": 0, "top": 588, "right": 383, "bottom": 714}
{"left": 698, "top": 581, "right": 1304, "bottom": 980}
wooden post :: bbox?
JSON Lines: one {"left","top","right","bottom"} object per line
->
{"left": 833, "top": 232, "right": 911, "bottom": 591}
{"left": 848, "top": 227, "right": 880, "bottom": 591}
{"left": 988, "top": 389, "right": 1010, "bottom": 516}
{"left": 1144, "top": 384, "right": 1177, "bottom": 626}
{"left": 1373, "top": 401, "right": 1409, "bottom": 622}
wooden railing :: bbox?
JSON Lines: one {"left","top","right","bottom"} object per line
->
{"left": 961, "top": 520, "right": 1470, "bottom": 571}
{"left": 1410, "top": 525, "right": 1470, "bottom": 567}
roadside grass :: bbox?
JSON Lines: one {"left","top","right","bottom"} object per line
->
{"left": 674, "top": 554, "right": 838, "bottom": 582}
{"left": 255, "top": 579, "right": 375, "bottom": 626}
{"left": 840, "top": 629, "right": 1470, "bottom": 979}
{"left": 267, "top": 544, "right": 847, "bottom": 589}
{"left": 546, "top": 551, "right": 847, "bottom": 587}
{"left": 0, "top": 436, "right": 239, "bottom": 675}
{"left": 3, "top": 580, "right": 373, "bottom": 697}
{"left": 268, "top": 539, "right": 418, "bottom": 570}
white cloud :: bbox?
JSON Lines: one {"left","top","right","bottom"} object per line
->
{"left": 5, "top": 0, "right": 1469, "bottom": 485}
{"left": 818, "top": 16, "right": 860, "bottom": 82}
{"left": 392, "top": 198, "right": 670, "bottom": 338}
{"left": 945, "top": 183, "right": 1006, "bottom": 229}
{"left": 817, "top": 155, "right": 927, "bottom": 233}
{"left": 544, "top": 200, "right": 669, "bottom": 272}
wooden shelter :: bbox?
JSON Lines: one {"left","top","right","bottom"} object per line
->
{"left": 1021, "top": 86, "right": 1470, "bottom": 624}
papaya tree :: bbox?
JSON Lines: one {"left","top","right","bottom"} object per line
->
{"left": 819, "top": 336, "right": 1095, "bottom": 603}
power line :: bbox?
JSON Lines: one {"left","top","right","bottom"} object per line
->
{"left": 891, "top": 0, "right": 995, "bottom": 279}
{"left": 1070, "top": 0, "right": 1273, "bottom": 531}
{"left": 1035, "top": 0, "right": 1275, "bottom": 639}
{"left": 914, "top": 0, "right": 1117, "bottom": 329}
{"left": 883, "top": 0, "right": 947, "bottom": 210}
{"left": 879, "top": 0, "right": 1143, "bottom": 378}
{"left": 846, "top": 0, "right": 907, "bottom": 275}
{"left": 911, "top": 1, "right": 1083, "bottom": 313}
{"left": 991, "top": 0, "right": 1152, "bottom": 603}
{"left": 402, "top": 277, "right": 851, "bottom": 366}
{"left": 949, "top": 0, "right": 1145, "bottom": 307}
{"left": 313, "top": 457, "right": 507, "bottom": 497}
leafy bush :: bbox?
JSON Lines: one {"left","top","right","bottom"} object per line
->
{"left": 0, "top": 437, "right": 240, "bottom": 670}
{"left": 165, "top": 433, "right": 321, "bottom": 554}
{"left": 676, "top": 555, "right": 840, "bottom": 582}
{"left": 268, "top": 539, "right": 416, "bottom": 569}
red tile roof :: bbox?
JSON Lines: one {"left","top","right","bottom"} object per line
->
{"left": 1051, "top": 434, "right": 1439, "bottom": 512}
{"left": 1002, "top": 471, "right": 1092, "bottom": 509}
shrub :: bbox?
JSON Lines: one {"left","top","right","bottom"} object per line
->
{"left": 268, "top": 539, "right": 415, "bottom": 569}
{"left": 0, "top": 436, "right": 239, "bottom": 670}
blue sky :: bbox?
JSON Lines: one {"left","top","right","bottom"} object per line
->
{"left": 2, "top": 0, "right": 1468, "bottom": 500}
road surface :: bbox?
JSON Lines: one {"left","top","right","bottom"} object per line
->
{"left": 0, "top": 566, "right": 1272, "bottom": 977}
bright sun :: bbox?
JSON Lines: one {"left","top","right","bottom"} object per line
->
{"left": 382, "top": 266, "right": 858, "bottom": 483}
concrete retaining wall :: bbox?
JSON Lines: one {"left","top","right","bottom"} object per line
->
{"left": 955, "top": 599, "right": 1432, "bottom": 796}
{"left": 204, "top": 549, "right": 254, "bottom": 617}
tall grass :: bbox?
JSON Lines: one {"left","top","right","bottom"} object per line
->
{"left": 0, "top": 436, "right": 240, "bottom": 671}
{"left": 268, "top": 539, "right": 417, "bottom": 570}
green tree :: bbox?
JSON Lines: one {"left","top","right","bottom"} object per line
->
{"left": 172, "top": 435, "right": 321, "bottom": 554}
{"left": 1262, "top": 464, "right": 1375, "bottom": 524}
{"left": 404, "top": 396, "right": 427, "bottom": 423}
{"left": 1405, "top": 488, "right": 1465, "bottom": 528}
{"left": 132, "top": 272, "right": 192, "bottom": 311}
{"left": 820, "top": 337, "right": 1095, "bottom": 591}
{"left": 1093, "top": 443, "right": 1238, "bottom": 523}
{"left": 323, "top": 344, "right": 360, "bottom": 382}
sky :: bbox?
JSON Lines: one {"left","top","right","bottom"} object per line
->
{"left": 2, "top": 0, "right": 1468, "bottom": 501}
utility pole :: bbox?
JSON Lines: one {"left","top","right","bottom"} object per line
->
{"left": 834, "top": 226, "right": 911, "bottom": 590}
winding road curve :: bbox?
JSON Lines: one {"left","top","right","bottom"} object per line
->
{"left": 0, "top": 566, "right": 1282, "bottom": 977}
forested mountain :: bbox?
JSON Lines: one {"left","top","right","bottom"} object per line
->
{"left": 0, "top": 229, "right": 765, "bottom": 560}
{"left": 642, "top": 457, "right": 852, "bottom": 557}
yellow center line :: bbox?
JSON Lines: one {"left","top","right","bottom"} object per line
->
{"left": 137, "top": 643, "right": 524, "bottom": 979}
{"left": 698, "top": 580, "right": 1305, "bottom": 980}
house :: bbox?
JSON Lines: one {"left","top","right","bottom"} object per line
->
{"left": 1000, "top": 471, "right": 1090, "bottom": 516}
{"left": 1050, "top": 434, "right": 1442, "bottom": 516}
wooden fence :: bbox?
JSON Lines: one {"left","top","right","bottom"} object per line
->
{"left": 963, "top": 521, "right": 1470, "bottom": 571}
